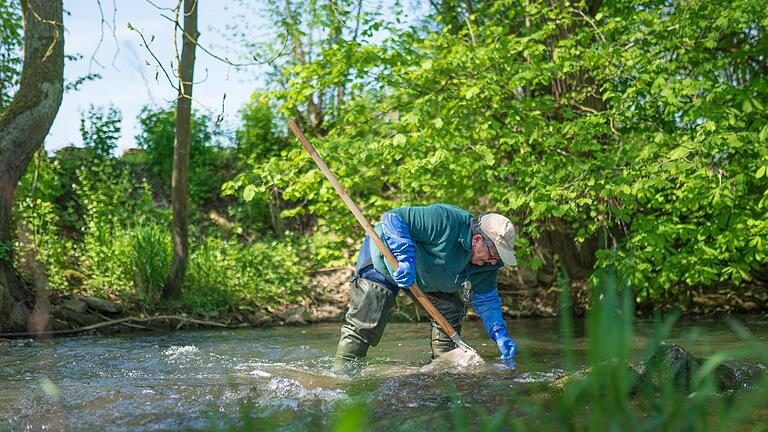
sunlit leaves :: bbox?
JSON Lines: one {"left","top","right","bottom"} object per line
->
{"left": 225, "top": 0, "right": 768, "bottom": 302}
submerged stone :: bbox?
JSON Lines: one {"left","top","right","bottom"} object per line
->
{"left": 420, "top": 348, "right": 487, "bottom": 373}
{"left": 551, "top": 343, "right": 757, "bottom": 393}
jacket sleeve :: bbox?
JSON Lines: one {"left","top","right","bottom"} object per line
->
{"left": 381, "top": 212, "right": 416, "bottom": 262}
{"left": 472, "top": 287, "right": 507, "bottom": 339}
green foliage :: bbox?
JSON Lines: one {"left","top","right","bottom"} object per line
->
{"left": 229, "top": 0, "right": 768, "bottom": 302}
{"left": 0, "top": 0, "right": 22, "bottom": 113}
{"left": 80, "top": 104, "right": 121, "bottom": 157}
{"left": 74, "top": 107, "right": 158, "bottom": 297}
{"left": 549, "top": 269, "right": 768, "bottom": 431}
{"left": 14, "top": 107, "right": 156, "bottom": 297}
{"left": 220, "top": 95, "right": 285, "bottom": 234}
{"left": 236, "top": 95, "right": 281, "bottom": 163}
{"left": 129, "top": 224, "right": 171, "bottom": 307}
{"left": 183, "top": 234, "right": 311, "bottom": 314}
{"left": 9, "top": 0, "right": 767, "bottom": 314}
{"left": 135, "top": 105, "right": 230, "bottom": 208}
{"left": 79, "top": 224, "right": 134, "bottom": 297}
{"left": 13, "top": 152, "right": 72, "bottom": 291}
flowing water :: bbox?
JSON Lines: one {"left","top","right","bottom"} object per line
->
{"left": 1, "top": 317, "right": 766, "bottom": 431}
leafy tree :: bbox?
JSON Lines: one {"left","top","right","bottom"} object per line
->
{"left": 0, "top": 0, "right": 22, "bottom": 112}
{"left": 236, "top": 95, "right": 281, "bottom": 164}
{"left": 135, "top": 105, "right": 226, "bottom": 209}
{"left": 231, "top": 0, "right": 389, "bottom": 135}
{"left": 0, "top": 0, "right": 63, "bottom": 332}
{"left": 231, "top": 0, "right": 768, "bottom": 306}
{"left": 80, "top": 104, "right": 121, "bottom": 157}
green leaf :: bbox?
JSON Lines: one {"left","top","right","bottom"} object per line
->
{"left": 477, "top": 147, "right": 494, "bottom": 165}
{"left": 668, "top": 147, "right": 688, "bottom": 160}
{"left": 759, "top": 125, "right": 768, "bottom": 142}
{"left": 742, "top": 98, "right": 753, "bottom": 114}
{"left": 751, "top": 97, "right": 764, "bottom": 112}
{"left": 465, "top": 86, "right": 481, "bottom": 99}
{"left": 757, "top": 166, "right": 767, "bottom": 179}
{"left": 393, "top": 134, "right": 407, "bottom": 145}
{"left": 243, "top": 185, "right": 257, "bottom": 202}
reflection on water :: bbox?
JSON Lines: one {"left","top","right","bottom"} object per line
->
{"left": 0, "top": 317, "right": 765, "bottom": 431}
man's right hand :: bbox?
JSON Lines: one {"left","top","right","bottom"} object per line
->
{"left": 393, "top": 257, "right": 416, "bottom": 288}
{"left": 492, "top": 328, "right": 517, "bottom": 359}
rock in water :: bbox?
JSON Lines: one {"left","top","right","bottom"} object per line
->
{"left": 420, "top": 348, "right": 486, "bottom": 373}
{"left": 551, "top": 343, "right": 757, "bottom": 393}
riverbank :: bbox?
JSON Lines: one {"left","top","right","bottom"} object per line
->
{"left": 3, "top": 266, "right": 766, "bottom": 339}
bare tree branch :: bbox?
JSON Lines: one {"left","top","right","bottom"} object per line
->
{"left": 0, "top": 315, "right": 247, "bottom": 337}
{"left": 89, "top": 0, "right": 121, "bottom": 73}
{"left": 127, "top": 22, "right": 179, "bottom": 91}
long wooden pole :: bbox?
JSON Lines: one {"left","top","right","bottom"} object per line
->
{"left": 288, "top": 120, "right": 477, "bottom": 354}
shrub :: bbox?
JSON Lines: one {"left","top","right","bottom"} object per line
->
{"left": 182, "top": 236, "right": 238, "bottom": 314}
{"left": 79, "top": 224, "right": 133, "bottom": 296}
{"left": 182, "top": 234, "right": 313, "bottom": 315}
{"left": 128, "top": 224, "right": 171, "bottom": 307}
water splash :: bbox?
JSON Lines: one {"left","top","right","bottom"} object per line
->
{"left": 254, "top": 377, "right": 347, "bottom": 410}
{"left": 163, "top": 345, "right": 199, "bottom": 361}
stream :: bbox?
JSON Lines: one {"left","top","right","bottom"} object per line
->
{"left": 1, "top": 317, "right": 766, "bottom": 431}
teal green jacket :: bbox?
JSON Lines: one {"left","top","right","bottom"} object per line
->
{"left": 370, "top": 204, "right": 503, "bottom": 294}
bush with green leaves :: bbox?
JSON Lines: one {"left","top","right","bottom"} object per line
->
{"left": 135, "top": 105, "right": 231, "bottom": 210}
{"left": 13, "top": 152, "right": 73, "bottom": 292}
{"left": 229, "top": 0, "right": 768, "bottom": 304}
{"left": 129, "top": 224, "right": 171, "bottom": 307}
{"left": 80, "top": 104, "right": 121, "bottom": 157}
{"left": 74, "top": 106, "right": 158, "bottom": 296}
{"left": 182, "top": 234, "right": 311, "bottom": 314}
{"left": 14, "top": 106, "right": 158, "bottom": 299}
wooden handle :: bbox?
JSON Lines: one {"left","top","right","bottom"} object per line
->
{"left": 288, "top": 120, "right": 458, "bottom": 338}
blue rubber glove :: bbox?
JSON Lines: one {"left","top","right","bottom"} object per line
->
{"left": 381, "top": 212, "right": 417, "bottom": 289}
{"left": 492, "top": 328, "right": 517, "bottom": 359}
{"left": 472, "top": 288, "right": 506, "bottom": 338}
{"left": 393, "top": 257, "right": 416, "bottom": 288}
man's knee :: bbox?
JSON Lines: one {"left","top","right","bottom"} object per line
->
{"left": 335, "top": 277, "right": 396, "bottom": 364}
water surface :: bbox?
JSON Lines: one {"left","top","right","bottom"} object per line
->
{"left": 1, "top": 317, "right": 766, "bottom": 431}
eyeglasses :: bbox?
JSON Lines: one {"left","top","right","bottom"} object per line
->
{"left": 485, "top": 242, "right": 500, "bottom": 261}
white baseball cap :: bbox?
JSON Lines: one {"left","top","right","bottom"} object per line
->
{"left": 478, "top": 213, "right": 517, "bottom": 266}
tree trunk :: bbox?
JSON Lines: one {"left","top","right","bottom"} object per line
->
{"left": 0, "top": 0, "right": 64, "bottom": 332}
{"left": 163, "top": 0, "right": 198, "bottom": 301}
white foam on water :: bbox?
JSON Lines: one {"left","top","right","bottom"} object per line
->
{"left": 258, "top": 376, "right": 347, "bottom": 409}
{"left": 163, "top": 345, "right": 200, "bottom": 360}
{"left": 249, "top": 370, "right": 272, "bottom": 378}
{"left": 513, "top": 369, "right": 565, "bottom": 383}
